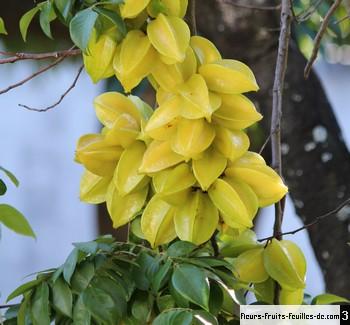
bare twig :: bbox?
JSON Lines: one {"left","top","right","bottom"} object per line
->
{"left": 271, "top": 0, "right": 293, "bottom": 304}
{"left": 334, "top": 15, "right": 350, "bottom": 25}
{"left": 189, "top": 0, "right": 198, "bottom": 35}
{"left": 304, "top": 0, "right": 343, "bottom": 79}
{"left": 0, "top": 57, "right": 66, "bottom": 95}
{"left": 222, "top": 0, "right": 281, "bottom": 11}
{"left": 258, "top": 134, "right": 271, "bottom": 155}
{"left": 18, "top": 65, "right": 84, "bottom": 112}
{"left": 296, "top": 0, "right": 323, "bottom": 22}
{"left": 0, "top": 304, "right": 17, "bottom": 309}
{"left": 258, "top": 198, "right": 350, "bottom": 242}
{"left": 0, "top": 49, "right": 81, "bottom": 64}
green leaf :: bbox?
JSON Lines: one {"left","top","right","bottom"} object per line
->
{"left": 0, "top": 17, "right": 8, "bottom": 35}
{"left": 71, "top": 261, "right": 95, "bottom": 293}
{"left": 17, "top": 293, "right": 32, "bottom": 325}
{"left": 39, "top": 1, "right": 56, "bottom": 39}
{"left": 0, "top": 166, "right": 20, "bottom": 187}
{"left": 131, "top": 292, "right": 153, "bottom": 322}
{"left": 69, "top": 8, "right": 98, "bottom": 52}
{"left": 151, "top": 259, "right": 172, "bottom": 293}
{"left": 63, "top": 248, "right": 79, "bottom": 284}
{"left": 171, "top": 264, "right": 210, "bottom": 311}
{"left": 54, "top": 0, "right": 74, "bottom": 21}
{"left": 0, "top": 179, "right": 7, "bottom": 195}
{"left": 167, "top": 241, "right": 197, "bottom": 257}
{"left": 193, "top": 310, "right": 218, "bottom": 325}
{"left": 7, "top": 279, "right": 43, "bottom": 302}
{"left": 52, "top": 277, "right": 73, "bottom": 317}
{"left": 157, "top": 295, "right": 176, "bottom": 312}
{"left": 82, "top": 281, "right": 125, "bottom": 325}
{"left": 93, "top": 7, "right": 126, "bottom": 36}
{"left": 312, "top": 293, "right": 350, "bottom": 305}
{"left": 19, "top": 7, "right": 40, "bottom": 41}
{"left": 31, "top": 283, "right": 50, "bottom": 325}
{"left": 0, "top": 204, "right": 35, "bottom": 238}
{"left": 209, "top": 282, "right": 224, "bottom": 316}
{"left": 153, "top": 309, "right": 193, "bottom": 325}
{"left": 73, "top": 295, "right": 91, "bottom": 325}
{"left": 73, "top": 241, "right": 99, "bottom": 254}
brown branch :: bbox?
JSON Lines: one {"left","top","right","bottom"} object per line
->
{"left": 271, "top": 0, "right": 293, "bottom": 305}
{"left": 295, "top": 0, "right": 323, "bottom": 23}
{"left": 221, "top": 0, "right": 281, "bottom": 11}
{"left": 18, "top": 65, "right": 84, "bottom": 112}
{"left": 189, "top": 0, "right": 198, "bottom": 35}
{"left": 258, "top": 133, "right": 271, "bottom": 155}
{"left": 0, "top": 57, "right": 66, "bottom": 95}
{"left": 258, "top": 198, "right": 350, "bottom": 242}
{"left": 0, "top": 49, "right": 81, "bottom": 64}
{"left": 304, "top": 0, "right": 343, "bottom": 79}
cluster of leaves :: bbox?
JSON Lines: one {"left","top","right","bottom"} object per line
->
{"left": 3, "top": 236, "right": 249, "bottom": 325}
{"left": 0, "top": 166, "right": 35, "bottom": 238}
{"left": 17, "top": 0, "right": 126, "bottom": 50}
{"left": 293, "top": 0, "right": 350, "bottom": 58}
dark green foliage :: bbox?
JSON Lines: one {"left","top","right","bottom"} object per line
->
{"left": 5, "top": 236, "right": 244, "bottom": 324}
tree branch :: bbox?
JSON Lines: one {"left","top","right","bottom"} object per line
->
{"left": 18, "top": 65, "right": 84, "bottom": 112}
{"left": 189, "top": 0, "right": 198, "bottom": 35}
{"left": 0, "top": 57, "right": 66, "bottom": 95}
{"left": 304, "top": 0, "right": 343, "bottom": 79}
{"left": 0, "top": 49, "right": 81, "bottom": 64}
{"left": 221, "top": 0, "right": 281, "bottom": 11}
{"left": 270, "top": 0, "right": 293, "bottom": 305}
{"left": 258, "top": 198, "right": 350, "bottom": 242}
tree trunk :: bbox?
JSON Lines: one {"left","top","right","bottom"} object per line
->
{"left": 196, "top": 0, "right": 350, "bottom": 297}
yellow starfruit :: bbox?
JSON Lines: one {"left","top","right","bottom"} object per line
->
{"left": 190, "top": 36, "right": 222, "bottom": 65}
{"left": 171, "top": 118, "right": 216, "bottom": 160}
{"left": 120, "top": 0, "right": 151, "bottom": 18}
{"left": 141, "top": 196, "right": 177, "bottom": 247}
{"left": 83, "top": 29, "right": 117, "bottom": 83}
{"left": 214, "top": 128, "right": 250, "bottom": 162}
{"left": 114, "top": 141, "right": 149, "bottom": 196}
{"left": 263, "top": 239, "right": 306, "bottom": 291}
{"left": 213, "top": 94, "right": 263, "bottom": 130}
{"left": 199, "top": 59, "right": 259, "bottom": 94}
{"left": 139, "top": 140, "right": 184, "bottom": 173}
{"left": 106, "top": 182, "right": 148, "bottom": 228}
{"left": 147, "top": 13, "right": 190, "bottom": 64}
{"left": 192, "top": 148, "right": 227, "bottom": 191}
{"left": 80, "top": 170, "right": 111, "bottom": 204}
{"left": 75, "top": 134, "right": 123, "bottom": 177}
{"left": 174, "top": 191, "right": 219, "bottom": 245}
{"left": 232, "top": 248, "right": 269, "bottom": 283}
{"left": 208, "top": 179, "right": 253, "bottom": 228}
{"left": 225, "top": 155, "right": 288, "bottom": 207}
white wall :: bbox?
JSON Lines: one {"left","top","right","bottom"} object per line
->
{"left": 0, "top": 61, "right": 101, "bottom": 303}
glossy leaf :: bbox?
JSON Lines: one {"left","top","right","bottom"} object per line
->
{"left": 20, "top": 7, "right": 40, "bottom": 41}
{"left": 312, "top": 293, "right": 349, "bottom": 305}
{"left": 0, "top": 204, "right": 35, "bottom": 238}
{"left": 171, "top": 264, "right": 210, "bottom": 310}
{"left": 31, "top": 283, "right": 50, "bottom": 325}
{"left": 0, "top": 166, "right": 19, "bottom": 187}
{"left": 69, "top": 8, "right": 98, "bottom": 52}
{"left": 52, "top": 277, "right": 73, "bottom": 317}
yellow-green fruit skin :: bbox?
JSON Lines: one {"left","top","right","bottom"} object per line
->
{"left": 232, "top": 248, "right": 269, "bottom": 283}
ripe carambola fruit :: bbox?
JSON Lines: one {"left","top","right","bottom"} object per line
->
{"left": 232, "top": 248, "right": 269, "bottom": 283}
{"left": 263, "top": 239, "right": 306, "bottom": 291}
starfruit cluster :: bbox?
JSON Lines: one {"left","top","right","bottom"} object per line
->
{"left": 76, "top": 0, "right": 288, "bottom": 248}
{"left": 220, "top": 230, "right": 307, "bottom": 304}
